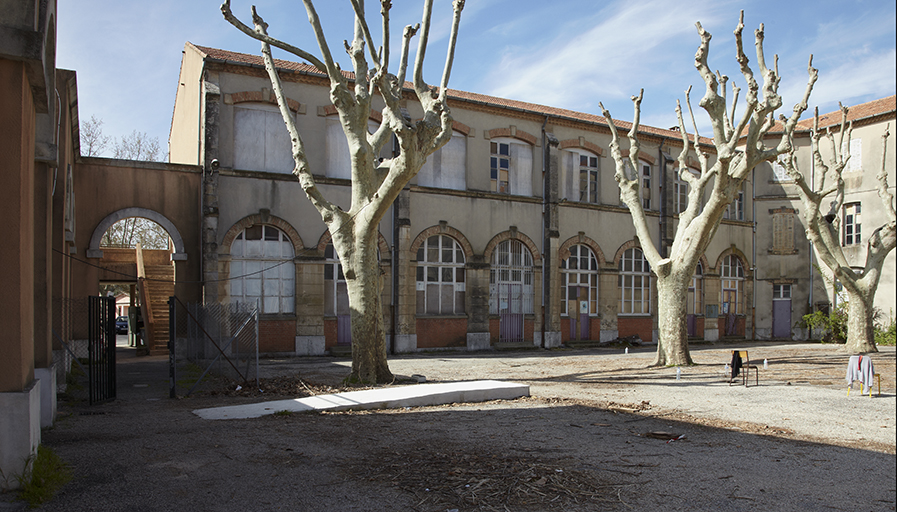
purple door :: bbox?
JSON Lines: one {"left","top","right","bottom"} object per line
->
{"left": 772, "top": 299, "right": 791, "bottom": 338}
{"left": 337, "top": 315, "right": 352, "bottom": 345}
{"left": 499, "top": 284, "right": 524, "bottom": 343}
{"left": 687, "top": 314, "right": 697, "bottom": 337}
{"left": 579, "top": 313, "right": 590, "bottom": 340}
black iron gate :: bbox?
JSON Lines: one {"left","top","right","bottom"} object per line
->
{"left": 87, "top": 295, "right": 117, "bottom": 404}
{"left": 54, "top": 296, "right": 116, "bottom": 405}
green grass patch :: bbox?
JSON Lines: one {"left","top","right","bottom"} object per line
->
{"left": 16, "top": 446, "right": 72, "bottom": 508}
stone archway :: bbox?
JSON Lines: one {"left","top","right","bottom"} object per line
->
{"left": 87, "top": 207, "right": 187, "bottom": 261}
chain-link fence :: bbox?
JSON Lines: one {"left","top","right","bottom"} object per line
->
{"left": 170, "top": 298, "right": 259, "bottom": 397}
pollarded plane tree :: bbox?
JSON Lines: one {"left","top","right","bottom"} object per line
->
{"left": 222, "top": 0, "right": 465, "bottom": 383}
{"left": 782, "top": 107, "right": 894, "bottom": 353}
{"left": 599, "top": 11, "right": 817, "bottom": 366}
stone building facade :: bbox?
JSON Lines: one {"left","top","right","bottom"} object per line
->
{"left": 169, "top": 43, "right": 757, "bottom": 355}
{"left": 752, "top": 96, "right": 897, "bottom": 339}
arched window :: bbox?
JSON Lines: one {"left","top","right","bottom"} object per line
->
{"left": 230, "top": 225, "right": 295, "bottom": 314}
{"left": 720, "top": 255, "right": 745, "bottom": 315}
{"left": 561, "top": 245, "right": 598, "bottom": 316}
{"left": 489, "top": 240, "right": 534, "bottom": 315}
{"left": 416, "top": 235, "right": 466, "bottom": 315}
{"left": 619, "top": 248, "right": 651, "bottom": 315}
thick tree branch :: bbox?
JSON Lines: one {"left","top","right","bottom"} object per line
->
{"left": 438, "top": 0, "right": 465, "bottom": 102}
{"left": 221, "top": 0, "right": 327, "bottom": 72}
{"left": 601, "top": 92, "right": 668, "bottom": 276}
{"left": 412, "top": 0, "right": 434, "bottom": 98}
{"left": 244, "top": 5, "right": 341, "bottom": 226}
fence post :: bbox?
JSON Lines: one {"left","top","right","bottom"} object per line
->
{"left": 255, "top": 300, "right": 260, "bottom": 391}
{"left": 169, "top": 296, "right": 176, "bottom": 398}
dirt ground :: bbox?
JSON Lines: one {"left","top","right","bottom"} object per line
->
{"left": 5, "top": 342, "right": 896, "bottom": 511}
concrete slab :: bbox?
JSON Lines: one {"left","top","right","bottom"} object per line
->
{"left": 193, "top": 380, "right": 529, "bottom": 420}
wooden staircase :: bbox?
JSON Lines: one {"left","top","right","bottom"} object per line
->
{"left": 135, "top": 243, "right": 176, "bottom": 356}
{"left": 143, "top": 264, "right": 175, "bottom": 355}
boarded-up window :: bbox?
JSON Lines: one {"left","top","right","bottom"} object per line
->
{"left": 234, "top": 104, "right": 294, "bottom": 173}
{"left": 325, "top": 118, "right": 381, "bottom": 179}
{"left": 417, "top": 131, "right": 467, "bottom": 190}
{"left": 772, "top": 210, "right": 796, "bottom": 253}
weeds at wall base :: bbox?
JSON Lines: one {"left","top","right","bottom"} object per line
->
{"left": 15, "top": 446, "right": 72, "bottom": 508}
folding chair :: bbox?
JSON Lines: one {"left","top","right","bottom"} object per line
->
{"left": 728, "top": 350, "right": 759, "bottom": 387}
{"left": 846, "top": 355, "right": 880, "bottom": 397}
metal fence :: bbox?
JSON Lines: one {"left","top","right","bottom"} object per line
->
{"left": 170, "top": 297, "right": 259, "bottom": 397}
{"left": 52, "top": 296, "right": 117, "bottom": 405}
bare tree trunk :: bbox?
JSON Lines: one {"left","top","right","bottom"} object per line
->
{"left": 845, "top": 289, "right": 878, "bottom": 354}
{"left": 654, "top": 277, "right": 693, "bottom": 366}
{"left": 338, "top": 227, "right": 393, "bottom": 383}
{"left": 600, "top": 12, "right": 816, "bottom": 368}
{"left": 784, "top": 113, "right": 892, "bottom": 355}
{"left": 222, "top": 0, "right": 465, "bottom": 384}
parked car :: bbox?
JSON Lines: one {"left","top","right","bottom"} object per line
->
{"left": 115, "top": 315, "right": 129, "bottom": 334}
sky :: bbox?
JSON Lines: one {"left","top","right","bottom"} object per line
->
{"left": 57, "top": 0, "right": 896, "bottom": 160}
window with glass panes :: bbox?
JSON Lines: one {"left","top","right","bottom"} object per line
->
{"left": 416, "top": 235, "right": 466, "bottom": 315}
{"left": 489, "top": 240, "right": 534, "bottom": 315}
{"left": 619, "top": 248, "right": 651, "bottom": 315}
{"left": 688, "top": 262, "right": 703, "bottom": 316}
{"left": 561, "top": 245, "right": 598, "bottom": 316}
{"left": 229, "top": 225, "right": 295, "bottom": 314}
{"left": 578, "top": 154, "right": 599, "bottom": 203}
{"left": 773, "top": 284, "right": 791, "bottom": 300}
{"left": 641, "top": 163, "right": 652, "bottom": 209}
{"left": 843, "top": 203, "right": 861, "bottom": 246}
{"left": 725, "top": 189, "right": 745, "bottom": 220}
{"left": 720, "top": 255, "right": 745, "bottom": 315}
{"left": 490, "top": 141, "right": 510, "bottom": 193}
{"left": 674, "top": 172, "right": 689, "bottom": 214}
{"left": 323, "top": 244, "right": 348, "bottom": 317}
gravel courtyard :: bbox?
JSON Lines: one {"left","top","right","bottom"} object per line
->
{"left": 5, "top": 342, "right": 895, "bottom": 511}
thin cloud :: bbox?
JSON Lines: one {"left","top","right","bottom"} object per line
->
{"left": 481, "top": 0, "right": 732, "bottom": 113}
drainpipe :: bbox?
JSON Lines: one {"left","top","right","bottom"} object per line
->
{"left": 808, "top": 138, "right": 815, "bottom": 313}
{"left": 658, "top": 139, "right": 666, "bottom": 258}
{"left": 197, "top": 59, "right": 206, "bottom": 298}
{"left": 540, "top": 115, "right": 549, "bottom": 348}
{"left": 751, "top": 167, "right": 757, "bottom": 339}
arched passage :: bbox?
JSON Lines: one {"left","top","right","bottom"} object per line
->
{"left": 87, "top": 207, "right": 187, "bottom": 260}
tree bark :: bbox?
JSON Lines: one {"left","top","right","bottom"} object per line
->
{"left": 654, "top": 276, "right": 694, "bottom": 366}
{"left": 845, "top": 288, "right": 878, "bottom": 354}
{"left": 341, "top": 228, "right": 392, "bottom": 383}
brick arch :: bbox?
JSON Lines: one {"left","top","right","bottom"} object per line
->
{"left": 315, "top": 230, "right": 391, "bottom": 260}
{"left": 558, "top": 138, "right": 604, "bottom": 157}
{"left": 319, "top": 105, "right": 383, "bottom": 124}
{"left": 227, "top": 90, "right": 302, "bottom": 113}
{"left": 713, "top": 246, "right": 752, "bottom": 277}
{"left": 613, "top": 239, "right": 644, "bottom": 268}
{"left": 484, "top": 229, "right": 541, "bottom": 265}
{"left": 87, "top": 207, "right": 187, "bottom": 260}
{"left": 220, "top": 214, "right": 303, "bottom": 256}
{"left": 410, "top": 224, "right": 474, "bottom": 261}
{"left": 695, "top": 254, "right": 710, "bottom": 274}
{"left": 485, "top": 127, "right": 537, "bottom": 146}
{"left": 451, "top": 120, "right": 471, "bottom": 136}
{"left": 620, "top": 149, "right": 655, "bottom": 165}
{"left": 558, "top": 235, "right": 606, "bottom": 268}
